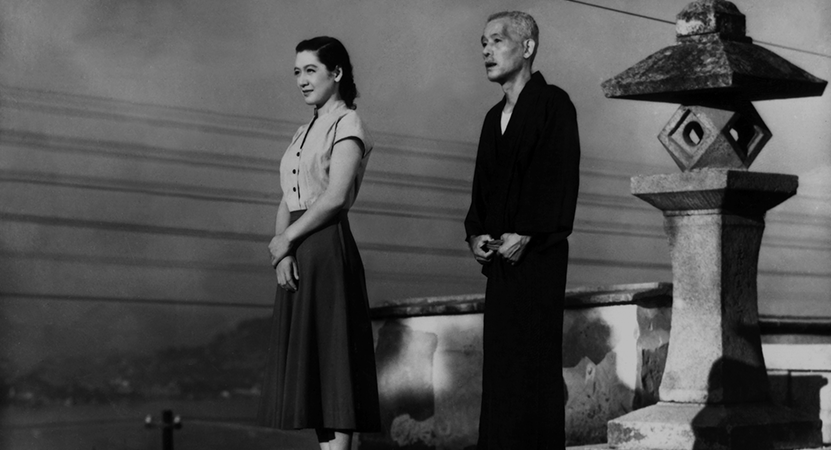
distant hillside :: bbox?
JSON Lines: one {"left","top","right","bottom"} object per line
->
{"left": 5, "top": 317, "right": 272, "bottom": 406}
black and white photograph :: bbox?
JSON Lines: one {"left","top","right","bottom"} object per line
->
{"left": 0, "top": 0, "right": 829, "bottom": 449}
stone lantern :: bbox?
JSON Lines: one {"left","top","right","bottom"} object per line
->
{"left": 600, "top": 1, "right": 827, "bottom": 449}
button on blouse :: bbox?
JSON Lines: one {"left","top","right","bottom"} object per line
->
{"left": 279, "top": 101, "right": 373, "bottom": 212}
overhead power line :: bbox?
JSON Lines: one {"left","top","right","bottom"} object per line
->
{"left": 758, "top": 41, "right": 831, "bottom": 59}
{"left": 565, "top": 0, "right": 674, "bottom": 24}
{"left": 564, "top": 0, "right": 831, "bottom": 60}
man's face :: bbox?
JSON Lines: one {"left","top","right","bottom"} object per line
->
{"left": 481, "top": 18, "right": 527, "bottom": 84}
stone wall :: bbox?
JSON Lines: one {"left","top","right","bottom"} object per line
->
{"left": 763, "top": 320, "right": 831, "bottom": 445}
{"left": 365, "top": 284, "right": 831, "bottom": 448}
{"left": 364, "top": 283, "right": 673, "bottom": 448}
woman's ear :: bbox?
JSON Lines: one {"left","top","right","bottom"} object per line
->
{"left": 333, "top": 66, "right": 343, "bottom": 82}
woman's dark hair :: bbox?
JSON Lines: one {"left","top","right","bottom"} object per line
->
{"left": 296, "top": 36, "right": 358, "bottom": 109}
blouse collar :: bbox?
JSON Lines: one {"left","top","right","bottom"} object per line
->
{"left": 314, "top": 99, "right": 348, "bottom": 119}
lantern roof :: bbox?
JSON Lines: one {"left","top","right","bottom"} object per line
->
{"left": 601, "top": 0, "right": 827, "bottom": 103}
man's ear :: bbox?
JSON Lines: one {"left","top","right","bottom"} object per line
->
{"left": 523, "top": 39, "right": 536, "bottom": 60}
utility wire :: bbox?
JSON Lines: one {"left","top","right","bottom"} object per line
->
{"left": 564, "top": 0, "right": 831, "bottom": 60}
{"left": 757, "top": 41, "right": 831, "bottom": 59}
{"left": 565, "top": 0, "right": 674, "bottom": 24}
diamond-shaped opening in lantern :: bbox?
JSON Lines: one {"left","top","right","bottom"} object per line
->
{"left": 660, "top": 107, "right": 720, "bottom": 170}
{"left": 682, "top": 121, "right": 705, "bottom": 147}
{"left": 723, "top": 110, "right": 771, "bottom": 168}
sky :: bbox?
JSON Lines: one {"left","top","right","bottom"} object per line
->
{"left": 0, "top": 0, "right": 828, "bottom": 368}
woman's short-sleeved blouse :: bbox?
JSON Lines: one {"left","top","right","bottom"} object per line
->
{"left": 280, "top": 101, "right": 373, "bottom": 212}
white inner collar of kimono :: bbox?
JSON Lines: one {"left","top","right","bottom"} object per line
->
{"left": 500, "top": 110, "right": 513, "bottom": 134}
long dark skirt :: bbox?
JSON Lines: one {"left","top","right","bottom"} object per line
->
{"left": 477, "top": 240, "right": 568, "bottom": 449}
{"left": 258, "top": 210, "right": 381, "bottom": 432}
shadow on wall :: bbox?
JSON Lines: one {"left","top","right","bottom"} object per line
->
{"left": 562, "top": 312, "right": 613, "bottom": 369}
{"left": 560, "top": 299, "right": 671, "bottom": 446}
{"left": 562, "top": 310, "right": 614, "bottom": 445}
{"left": 690, "top": 357, "right": 825, "bottom": 450}
{"left": 770, "top": 373, "right": 828, "bottom": 430}
{"left": 365, "top": 310, "right": 643, "bottom": 449}
{"left": 371, "top": 321, "right": 439, "bottom": 450}
{"left": 363, "top": 316, "right": 484, "bottom": 450}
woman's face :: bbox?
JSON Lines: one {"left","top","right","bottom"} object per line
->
{"left": 294, "top": 50, "right": 341, "bottom": 108}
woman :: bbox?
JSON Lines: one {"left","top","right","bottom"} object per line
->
{"left": 258, "top": 36, "right": 380, "bottom": 450}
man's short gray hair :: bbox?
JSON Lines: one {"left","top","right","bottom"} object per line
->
{"left": 487, "top": 11, "right": 540, "bottom": 61}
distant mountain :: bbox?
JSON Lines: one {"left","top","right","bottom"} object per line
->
{"left": 6, "top": 317, "right": 272, "bottom": 406}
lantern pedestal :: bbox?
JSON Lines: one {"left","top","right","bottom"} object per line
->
{"left": 606, "top": 169, "right": 822, "bottom": 449}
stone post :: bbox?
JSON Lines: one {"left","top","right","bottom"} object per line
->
{"left": 600, "top": 1, "right": 827, "bottom": 448}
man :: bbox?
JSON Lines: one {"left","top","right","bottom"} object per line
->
{"left": 464, "top": 11, "right": 580, "bottom": 449}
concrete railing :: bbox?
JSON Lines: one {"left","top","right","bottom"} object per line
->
{"left": 361, "top": 282, "right": 831, "bottom": 448}
{"left": 763, "top": 318, "right": 831, "bottom": 445}
{"left": 363, "top": 282, "right": 672, "bottom": 448}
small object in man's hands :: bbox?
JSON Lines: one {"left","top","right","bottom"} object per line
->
{"left": 485, "top": 239, "right": 503, "bottom": 251}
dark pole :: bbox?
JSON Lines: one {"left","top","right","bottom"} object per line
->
{"left": 145, "top": 409, "right": 182, "bottom": 450}
{"left": 162, "top": 409, "right": 174, "bottom": 450}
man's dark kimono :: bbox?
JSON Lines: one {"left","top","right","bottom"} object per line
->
{"left": 464, "top": 71, "right": 580, "bottom": 449}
